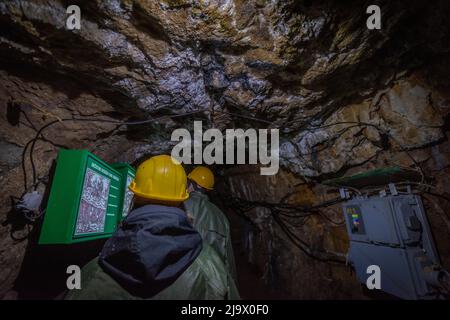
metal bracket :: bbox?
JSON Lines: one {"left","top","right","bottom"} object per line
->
{"left": 339, "top": 188, "right": 350, "bottom": 200}
{"left": 388, "top": 183, "right": 398, "bottom": 196}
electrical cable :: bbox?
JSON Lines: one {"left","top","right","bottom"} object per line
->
{"left": 217, "top": 110, "right": 273, "bottom": 124}
{"left": 10, "top": 224, "right": 31, "bottom": 242}
{"left": 317, "top": 209, "right": 346, "bottom": 226}
{"left": 294, "top": 120, "right": 426, "bottom": 184}
{"left": 14, "top": 108, "right": 204, "bottom": 241}
{"left": 71, "top": 110, "right": 203, "bottom": 125}
{"left": 271, "top": 211, "right": 347, "bottom": 264}
{"left": 223, "top": 195, "right": 343, "bottom": 212}
{"left": 22, "top": 110, "right": 204, "bottom": 190}
{"left": 221, "top": 194, "right": 347, "bottom": 264}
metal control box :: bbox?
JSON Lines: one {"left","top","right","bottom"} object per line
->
{"left": 39, "top": 150, "right": 122, "bottom": 244}
{"left": 343, "top": 194, "right": 441, "bottom": 299}
{"left": 110, "top": 163, "right": 135, "bottom": 222}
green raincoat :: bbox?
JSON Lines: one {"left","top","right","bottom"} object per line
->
{"left": 66, "top": 244, "right": 239, "bottom": 300}
{"left": 65, "top": 204, "right": 239, "bottom": 300}
{"left": 184, "top": 191, "right": 238, "bottom": 284}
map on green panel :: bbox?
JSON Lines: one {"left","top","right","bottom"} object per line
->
{"left": 39, "top": 149, "right": 123, "bottom": 244}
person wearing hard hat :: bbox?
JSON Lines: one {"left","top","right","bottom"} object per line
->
{"left": 184, "top": 166, "right": 238, "bottom": 292}
{"left": 66, "top": 155, "right": 239, "bottom": 300}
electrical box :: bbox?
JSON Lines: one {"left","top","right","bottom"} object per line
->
{"left": 343, "top": 194, "right": 442, "bottom": 299}
{"left": 110, "top": 163, "right": 135, "bottom": 222}
{"left": 39, "top": 150, "right": 122, "bottom": 244}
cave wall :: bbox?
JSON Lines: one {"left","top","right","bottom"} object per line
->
{"left": 1, "top": 0, "right": 450, "bottom": 299}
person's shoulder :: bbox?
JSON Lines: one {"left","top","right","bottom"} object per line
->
{"left": 193, "top": 244, "right": 227, "bottom": 274}
{"left": 131, "top": 204, "right": 185, "bottom": 215}
{"left": 82, "top": 256, "right": 101, "bottom": 275}
{"left": 126, "top": 204, "right": 188, "bottom": 224}
{"left": 204, "top": 200, "right": 229, "bottom": 221}
{"left": 194, "top": 244, "right": 228, "bottom": 295}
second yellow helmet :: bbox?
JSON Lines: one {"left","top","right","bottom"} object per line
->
{"left": 188, "top": 166, "right": 215, "bottom": 190}
{"left": 129, "top": 155, "right": 189, "bottom": 202}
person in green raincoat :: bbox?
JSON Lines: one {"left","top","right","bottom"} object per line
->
{"left": 66, "top": 155, "right": 239, "bottom": 300}
{"left": 184, "top": 166, "right": 238, "bottom": 287}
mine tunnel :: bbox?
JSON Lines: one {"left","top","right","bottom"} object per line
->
{"left": 1, "top": 0, "right": 450, "bottom": 301}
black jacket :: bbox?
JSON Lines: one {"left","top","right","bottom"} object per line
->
{"left": 98, "top": 204, "right": 202, "bottom": 298}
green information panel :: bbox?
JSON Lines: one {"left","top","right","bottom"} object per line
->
{"left": 39, "top": 149, "right": 122, "bottom": 244}
{"left": 111, "top": 163, "right": 136, "bottom": 222}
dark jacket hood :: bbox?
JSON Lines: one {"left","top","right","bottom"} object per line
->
{"left": 98, "top": 204, "right": 202, "bottom": 298}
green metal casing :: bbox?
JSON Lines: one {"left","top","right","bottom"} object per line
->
{"left": 110, "top": 163, "right": 136, "bottom": 222}
{"left": 322, "top": 166, "right": 422, "bottom": 189}
{"left": 39, "top": 149, "right": 122, "bottom": 244}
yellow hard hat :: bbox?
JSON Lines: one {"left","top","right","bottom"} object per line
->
{"left": 129, "top": 155, "right": 189, "bottom": 202}
{"left": 188, "top": 166, "right": 215, "bottom": 190}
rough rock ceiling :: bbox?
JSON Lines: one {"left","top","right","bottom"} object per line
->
{"left": 1, "top": 0, "right": 449, "bottom": 175}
